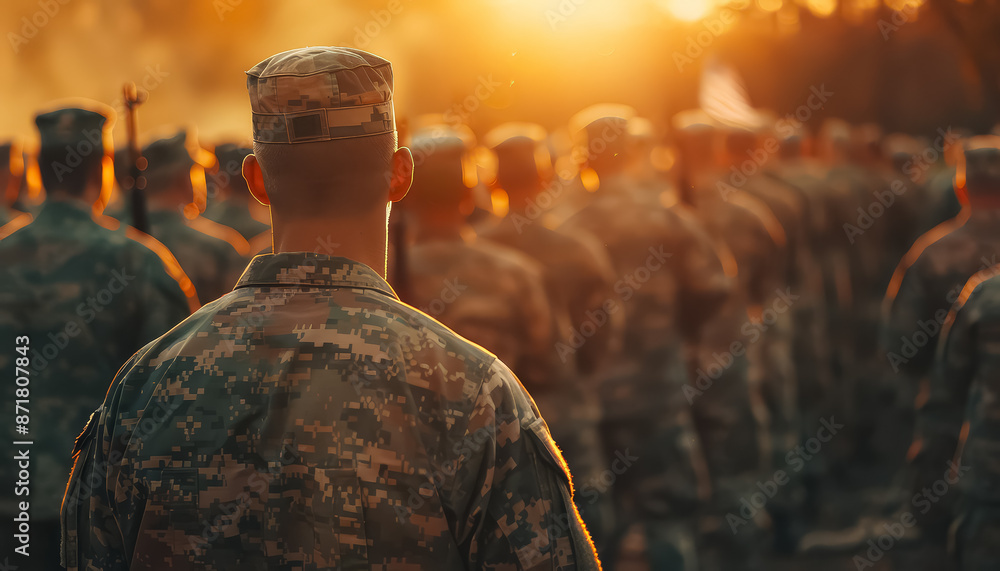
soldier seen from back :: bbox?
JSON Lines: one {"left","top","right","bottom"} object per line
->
{"left": 61, "top": 47, "right": 600, "bottom": 571}
{"left": 139, "top": 132, "right": 251, "bottom": 303}
{"left": 0, "top": 103, "right": 195, "bottom": 570}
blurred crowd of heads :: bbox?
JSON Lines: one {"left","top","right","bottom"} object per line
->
{"left": 5, "top": 97, "right": 1000, "bottom": 221}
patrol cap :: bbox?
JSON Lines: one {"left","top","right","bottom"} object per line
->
{"left": 142, "top": 131, "right": 195, "bottom": 178}
{"left": 34, "top": 104, "right": 114, "bottom": 197}
{"left": 569, "top": 104, "right": 635, "bottom": 163}
{"left": 35, "top": 107, "right": 108, "bottom": 153}
{"left": 214, "top": 143, "right": 252, "bottom": 174}
{"left": 962, "top": 136, "right": 1000, "bottom": 192}
{"left": 408, "top": 124, "right": 476, "bottom": 201}
{"left": 483, "top": 123, "right": 551, "bottom": 189}
{"left": 671, "top": 109, "right": 715, "bottom": 132}
{"left": 212, "top": 143, "right": 252, "bottom": 192}
{"left": 247, "top": 46, "right": 395, "bottom": 144}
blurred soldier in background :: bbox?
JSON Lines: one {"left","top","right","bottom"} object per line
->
{"left": 204, "top": 142, "right": 271, "bottom": 253}
{"left": 140, "top": 132, "right": 251, "bottom": 302}
{"left": 895, "top": 138, "right": 1000, "bottom": 569}
{"left": 0, "top": 104, "right": 196, "bottom": 570}
{"left": 478, "top": 122, "right": 624, "bottom": 554}
{"left": 921, "top": 263, "right": 1000, "bottom": 571}
{"left": 62, "top": 47, "right": 599, "bottom": 571}
{"left": 672, "top": 113, "right": 779, "bottom": 569}
{"left": 560, "top": 106, "right": 731, "bottom": 571}
{"left": 400, "top": 124, "right": 555, "bottom": 397}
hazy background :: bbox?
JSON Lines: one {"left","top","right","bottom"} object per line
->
{"left": 0, "top": 0, "right": 994, "bottom": 148}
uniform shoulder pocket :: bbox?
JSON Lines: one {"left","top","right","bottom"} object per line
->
{"left": 524, "top": 417, "right": 573, "bottom": 485}
{"left": 522, "top": 417, "right": 601, "bottom": 571}
{"left": 62, "top": 408, "right": 103, "bottom": 570}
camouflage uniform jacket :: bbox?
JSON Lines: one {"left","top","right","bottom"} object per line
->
{"left": 559, "top": 178, "right": 731, "bottom": 419}
{"left": 406, "top": 237, "right": 555, "bottom": 393}
{"left": 61, "top": 252, "right": 600, "bottom": 571}
{"left": 148, "top": 209, "right": 249, "bottom": 304}
{"left": 0, "top": 200, "right": 194, "bottom": 521}
{"left": 881, "top": 210, "right": 1000, "bottom": 382}
{"left": 916, "top": 267, "right": 1000, "bottom": 502}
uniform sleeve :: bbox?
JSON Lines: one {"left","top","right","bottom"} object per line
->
{"left": 61, "top": 352, "right": 143, "bottom": 571}
{"left": 911, "top": 285, "right": 980, "bottom": 495}
{"left": 449, "top": 359, "right": 601, "bottom": 571}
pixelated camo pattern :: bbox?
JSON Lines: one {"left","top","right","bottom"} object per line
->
{"left": 62, "top": 253, "right": 600, "bottom": 570}
{"left": 247, "top": 47, "right": 395, "bottom": 143}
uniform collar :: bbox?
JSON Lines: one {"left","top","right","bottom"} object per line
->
{"left": 234, "top": 252, "right": 398, "bottom": 299}
{"left": 37, "top": 199, "right": 94, "bottom": 220}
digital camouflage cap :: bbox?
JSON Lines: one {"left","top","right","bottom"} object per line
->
{"left": 247, "top": 46, "right": 395, "bottom": 144}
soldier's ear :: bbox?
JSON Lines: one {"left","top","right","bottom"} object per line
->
{"left": 388, "top": 147, "right": 413, "bottom": 203}
{"left": 242, "top": 154, "right": 270, "bottom": 206}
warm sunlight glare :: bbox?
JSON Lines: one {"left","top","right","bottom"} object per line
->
{"left": 664, "top": 0, "right": 714, "bottom": 22}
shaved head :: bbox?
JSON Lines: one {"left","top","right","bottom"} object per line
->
{"left": 252, "top": 132, "right": 397, "bottom": 216}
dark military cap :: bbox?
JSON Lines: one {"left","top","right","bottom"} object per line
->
{"left": 407, "top": 124, "right": 475, "bottom": 199}
{"left": 35, "top": 107, "right": 108, "bottom": 153}
{"left": 963, "top": 136, "right": 1000, "bottom": 192}
{"left": 214, "top": 143, "right": 251, "bottom": 173}
{"left": 142, "top": 131, "right": 195, "bottom": 177}
{"left": 211, "top": 143, "right": 252, "bottom": 191}
{"left": 569, "top": 104, "right": 635, "bottom": 161}
{"left": 484, "top": 123, "right": 550, "bottom": 189}
{"left": 247, "top": 46, "right": 395, "bottom": 144}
